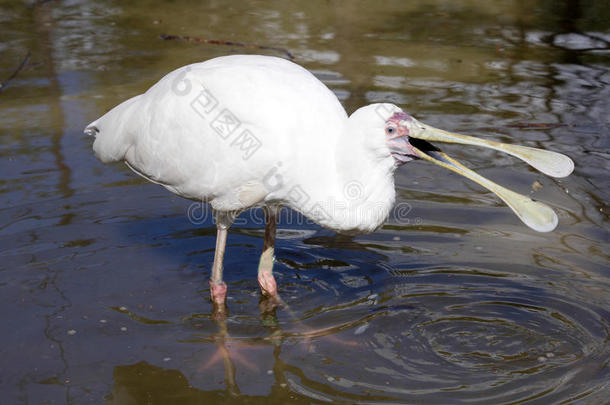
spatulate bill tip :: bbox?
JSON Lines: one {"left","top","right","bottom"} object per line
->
{"left": 533, "top": 151, "right": 574, "bottom": 178}
{"left": 555, "top": 156, "right": 574, "bottom": 178}
{"left": 516, "top": 202, "right": 559, "bottom": 233}
{"left": 525, "top": 217, "right": 558, "bottom": 233}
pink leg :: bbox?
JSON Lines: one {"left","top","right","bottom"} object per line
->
{"left": 209, "top": 279, "right": 227, "bottom": 305}
{"left": 258, "top": 206, "right": 279, "bottom": 298}
{"left": 258, "top": 271, "right": 277, "bottom": 297}
{"left": 210, "top": 212, "right": 233, "bottom": 306}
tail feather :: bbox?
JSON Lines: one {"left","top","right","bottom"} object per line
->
{"left": 85, "top": 94, "right": 142, "bottom": 163}
{"left": 83, "top": 124, "right": 99, "bottom": 137}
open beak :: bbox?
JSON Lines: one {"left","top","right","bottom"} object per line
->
{"left": 400, "top": 119, "right": 574, "bottom": 232}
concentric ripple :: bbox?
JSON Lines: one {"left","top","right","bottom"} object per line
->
{"left": 279, "top": 266, "right": 610, "bottom": 404}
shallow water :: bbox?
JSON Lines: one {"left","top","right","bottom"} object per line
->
{"left": 1, "top": 0, "right": 609, "bottom": 403}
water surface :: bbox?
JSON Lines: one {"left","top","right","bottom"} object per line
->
{"left": 1, "top": 0, "right": 609, "bottom": 403}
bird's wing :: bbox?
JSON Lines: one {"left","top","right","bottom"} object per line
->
{"left": 87, "top": 55, "right": 347, "bottom": 206}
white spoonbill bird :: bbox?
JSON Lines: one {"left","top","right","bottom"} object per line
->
{"left": 85, "top": 55, "right": 574, "bottom": 307}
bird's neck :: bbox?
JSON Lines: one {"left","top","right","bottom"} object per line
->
{"left": 292, "top": 135, "right": 397, "bottom": 234}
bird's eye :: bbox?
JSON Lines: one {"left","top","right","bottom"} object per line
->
{"left": 386, "top": 126, "right": 396, "bottom": 135}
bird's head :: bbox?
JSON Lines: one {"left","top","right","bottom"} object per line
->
{"left": 348, "top": 103, "right": 444, "bottom": 168}
{"left": 348, "top": 103, "right": 574, "bottom": 233}
{"left": 383, "top": 109, "right": 439, "bottom": 166}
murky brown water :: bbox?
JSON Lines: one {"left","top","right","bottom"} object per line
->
{"left": 1, "top": 0, "right": 609, "bottom": 403}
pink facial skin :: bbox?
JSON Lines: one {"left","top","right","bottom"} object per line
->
{"left": 385, "top": 112, "right": 418, "bottom": 165}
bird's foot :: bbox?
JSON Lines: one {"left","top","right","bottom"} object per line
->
{"left": 257, "top": 271, "right": 278, "bottom": 298}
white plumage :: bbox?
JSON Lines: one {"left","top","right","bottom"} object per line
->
{"left": 88, "top": 55, "right": 395, "bottom": 233}
{"left": 86, "top": 54, "right": 573, "bottom": 309}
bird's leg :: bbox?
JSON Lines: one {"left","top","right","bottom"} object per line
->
{"left": 210, "top": 226, "right": 228, "bottom": 305}
{"left": 254, "top": 207, "right": 359, "bottom": 349}
{"left": 210, "top": 210, "right": 236, "bottom": 313}
{"left": 258, "top": 206, "right": 279, "bottom": 298}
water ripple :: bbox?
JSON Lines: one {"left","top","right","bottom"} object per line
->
{"left": 279, "top": 266, "right": 609, "bottom": 403}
